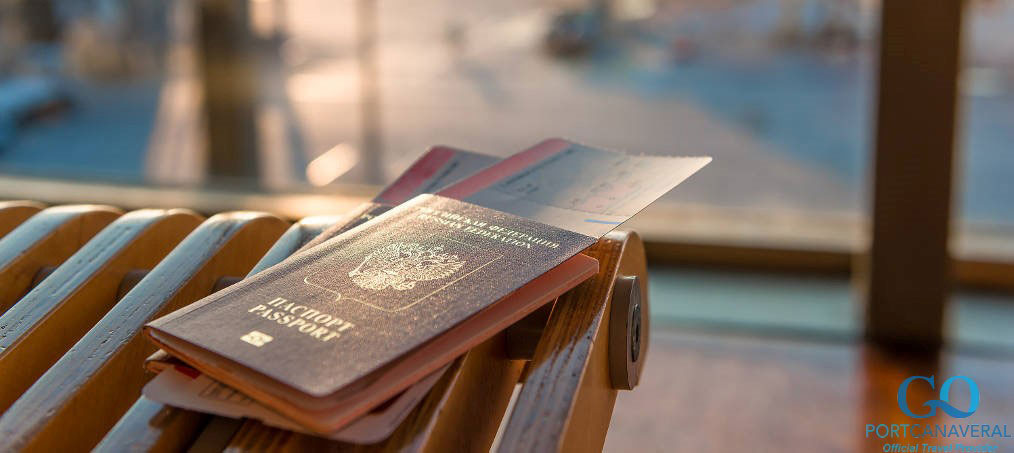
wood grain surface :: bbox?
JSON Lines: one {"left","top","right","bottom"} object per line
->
{"left": 0, "top": 209, "right": 203, "bottom": 413}
{"left": 0, "top": 205, "right": 122, "bottom": 314}
{"left": 220, "top": 234, "right": 641, "bottom": 453}
{"left": 96, "top": 215, "right": 343, "bottom": 452}
{"left": 85, "top": 222, "right": 640, "bottom": 452}
{"left": 96, "top": 396, "right": 213, "bottom": 453}
{"left": 223, "top": 331, "right": 525, "bottom": 453}
{"left": 0, "top": 200, "right": 45, "bottom": 238}
{"left": 247, "top": 215, "right": 346, "bottom": 276}
{"left": 499, "top": 230, "right": 646, "bottom": 453}
{"left": 0, "top": 212, "right": 287, "bottom": 452}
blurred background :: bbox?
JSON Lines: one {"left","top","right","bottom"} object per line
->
{"left": 1, "top": 0, "right": 1012, "bottom": 450}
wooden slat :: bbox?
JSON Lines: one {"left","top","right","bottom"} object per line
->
{"left": 0, "top": 200, "right": 45, "bottom": 238}
{"left": 0, "top": 205, "right": 122, "bottom": 314}
{"left": 248, "top": 215, "right": 347, "bottom": 275}
{"left": 390, "top": 332, "right": 523, "bottom": 453}
{"left": 97, "top": 215, "right": 342, "bottom": 452}
{"left": 97, "top": 396, "right": 214, "bottom": 453}
{"left": 505, "top": 303, "right": 555, "bottom": 360}
{"left": 499, "top": 230, "right": 647, "bottom": 452}
{"left": 222, "top": 358, "right": 460, "bottom": 453}
{"left": 0, "top": 209, "right": 203, "bottom": 413}
{"left": 220, "top": 240, "right": 639, "bottom": 452}
{"left": 102, "top": 223, "right": 640, "bottom": 452}
{"left": 0, "top": 212, "right": 287, "bottom": 452}
{"left": 223, "top": 331, "right": 524, "bottom": 452}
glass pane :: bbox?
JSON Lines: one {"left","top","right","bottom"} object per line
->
{"left": 0, "top": 0, "right": 886, "bottom": 345}
{"left": 354, "top": 0, "right": 876, "bottom": 215}
{"left": 958, "top": 1, "right": 1014, "bottom": 241}
{"left": 0, "top": 0, "right": 878, "bottom": 214}
{"left": 0, "top": 1, "right": 171, "bottom": 183}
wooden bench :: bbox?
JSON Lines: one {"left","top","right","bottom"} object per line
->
{"left": 0, "top": 200, "right": 648, "bottom": 452}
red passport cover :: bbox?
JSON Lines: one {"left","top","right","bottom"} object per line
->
{"left": 146, "top": 195, "right": 596, "bottom": 398}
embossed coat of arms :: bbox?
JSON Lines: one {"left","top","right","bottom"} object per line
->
{"left": 348, "top": 242, "right": 466, "bottom": 291}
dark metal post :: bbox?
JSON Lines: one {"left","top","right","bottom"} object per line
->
{"left": 197, "top": 0, "right": 260, "bottom": 184}
{"left": 865, "top": 0, "right": 966, "bottom": 349}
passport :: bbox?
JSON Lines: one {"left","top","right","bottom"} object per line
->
{"left": 145, "top": 139, "right": 710, "bottom": 435}
{"left": 142, "top": 146, "right": 499, "bottom": 442}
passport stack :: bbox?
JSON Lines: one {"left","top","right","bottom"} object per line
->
{"left": 141, "top": 138, "right": 710, "bottom": 442}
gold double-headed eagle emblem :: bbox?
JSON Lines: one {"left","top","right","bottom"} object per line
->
{"left": 348, "top": 242, "right": 466, "bottom": 291}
